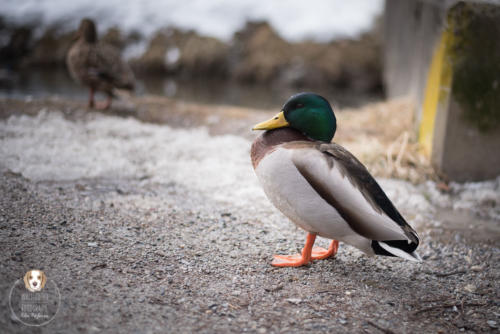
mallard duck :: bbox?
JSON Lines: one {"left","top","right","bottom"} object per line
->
{"left": 251, "top": 93, "right": 420, "bottom": 267}
{"left": 66, "top": 18, "right": 135, "bottom": 109}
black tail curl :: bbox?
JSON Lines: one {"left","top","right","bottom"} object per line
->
{"left": 371, "top": 240, "right": 419, "bottom": 257}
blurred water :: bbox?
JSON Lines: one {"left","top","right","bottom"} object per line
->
{"left": 0, "top": 68, "right": 383, "bottom": 110}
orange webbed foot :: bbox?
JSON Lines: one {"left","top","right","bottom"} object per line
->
{"left": 311, "top": 240, "right": 339, "bottom": 260}
{"left": 272, "top": 253, "right": 310, "bottom": 267}
{"left": 271, "top": 236, "right": 339, "bottom": 267}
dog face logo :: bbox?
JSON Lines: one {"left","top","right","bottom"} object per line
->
{"left": 23, "top": 270, "right": 47, "bottom": 292}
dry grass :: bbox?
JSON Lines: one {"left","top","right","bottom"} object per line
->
{"left": 336, "top": 98, "right": 436, "bottom": 183}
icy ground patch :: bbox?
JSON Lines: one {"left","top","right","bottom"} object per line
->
{"left": 0, "top": 111, "right": 499, "bottom": 223}
{"left": 0, "top": 111, "right": 261, "bottom": 208}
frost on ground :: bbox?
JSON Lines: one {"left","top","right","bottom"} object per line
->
{"left": 0, "top": 105, "right": 498, "bottom": 333}
{"left": 1, "top": 111, "right": 499, "bottom": 223}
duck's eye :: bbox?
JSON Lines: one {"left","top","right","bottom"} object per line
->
{"left": 296, "top": 103, "right": 304, "bottom": 109}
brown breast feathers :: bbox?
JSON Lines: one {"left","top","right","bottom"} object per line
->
{"left": 250, "top": 128, "right": 311, "bottom": 169}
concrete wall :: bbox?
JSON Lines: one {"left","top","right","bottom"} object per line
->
{"left": 384, "top": 0, "right": 500, "bottom": 182}
{"left": 432, "top": 100, "right": 500, "bottom": 181}
{"left": 383, "top": 0, "right": 444, "bottom": 107}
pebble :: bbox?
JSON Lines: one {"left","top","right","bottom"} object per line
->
{"left": 339, "top": 318, "right": 347, "bottom": 325}
{"left": 286, "top": 298, "right": 302, "bottom": 305}
{"left": 463, "top": 284, "right": 476, "bottom": 293}
{"left": 89, "top": 326, "right": 101, "bottom": 333}
{"left": 87, "top": 242, "right": 98, "bottom": 247}
{"left": 487, "top": 320, "right": 497, "bottom": 329}
{"left": 470, "top": 265, "right": 483, "bottom": 272}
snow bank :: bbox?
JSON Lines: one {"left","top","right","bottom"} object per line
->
{"left": 1, "top": 0, "right": 383, "bottom": 42}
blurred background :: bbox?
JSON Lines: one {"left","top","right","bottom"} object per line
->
{"left": 0, "top": 0, "right": 384, "bottom": 109}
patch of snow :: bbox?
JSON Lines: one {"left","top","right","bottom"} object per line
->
{"left": 122, "top": 39, "right": 149, "bottom": 61}
{"left": 1, "top": 0, "right": 383, "bottom": 42}
{"left": 451, "top": 177, "right": 500, "bottom": 220}
{"left": 0, "top": 111, "right": 264, "bottom": 210}
{"left": 165, "top": 47, "right": 181, "bottom": 65}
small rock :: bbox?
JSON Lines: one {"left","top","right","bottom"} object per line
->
{"left": 463, "top": 284, "right": 476, "bottom": 293}
{"left": 339, "top": 318, "right": 347, "bottom": 325}
{"left": 286, "top": 298, "right": 302, "bottom": 305}
{"left": 470, "top": 265, "right": 483, "bottom": 272}
{"left": 89, "top": 325, "right": 101, "bottom": 332}
{"left": 11, "top": 255, "right": 23, "bottom": 262}
{"left": 87, "top": 242, "right": 98, "bottom": 247}
{"left": 487, "top": 320, "right": 497, "bottom": 329}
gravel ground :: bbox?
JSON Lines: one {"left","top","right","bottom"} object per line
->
{"left": 0, "top": 97, "right": 498, "bottom": 333}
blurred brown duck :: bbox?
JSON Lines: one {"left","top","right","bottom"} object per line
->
{"left": 66, "top": 18, "right": 135, "bottom": 109}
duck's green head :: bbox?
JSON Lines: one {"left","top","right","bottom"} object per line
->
{"left": 252, "top": 93, "right": 336, "bottom": 142}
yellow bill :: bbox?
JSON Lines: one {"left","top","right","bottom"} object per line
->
{"left": 252, "top": 111, "right": 289, "bottom": 130}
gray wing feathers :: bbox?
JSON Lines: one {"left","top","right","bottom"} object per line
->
{"left": 291, "top": 143, "right": 418, "bottom": 243}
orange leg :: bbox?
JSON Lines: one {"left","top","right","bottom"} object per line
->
{"left": 272, "top": 234, "right": 339, "bottom": 267}
{"left": 311, "top": 240, "right": 339, "bottom": 260}
{"left": 88, "top": 87, "right": 95, "bottom": 108}
{"left": 96, "top": 94, "right": 112, "bottom": 110}
{"left": 272, "top": 233, "right": 316, "bottom": 267}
